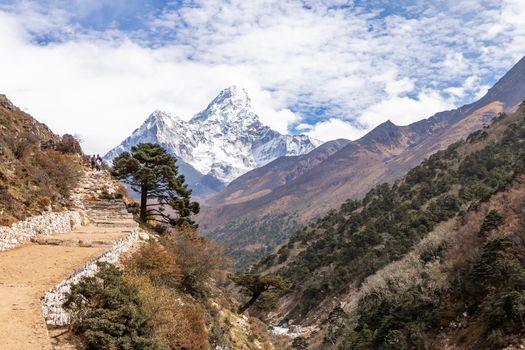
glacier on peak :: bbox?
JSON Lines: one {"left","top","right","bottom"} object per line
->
{"left": 104, "top": 86, "right": 321, "bottom": 195}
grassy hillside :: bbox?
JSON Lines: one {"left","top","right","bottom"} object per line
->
{"left": 0, "top": 95, "right": 83, "bottom": 225}
{"left": 257, "top": 101, "right": 525, "bottom": 349}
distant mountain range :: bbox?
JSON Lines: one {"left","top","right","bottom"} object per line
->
{"left": 104, "top": 86, "right": 321, "bottom": 196}
{"left": 199, "top": 55, "right": 525, "bottom": 267}
{"left": 260, "top": 96, "right": 525, "bottom": 350}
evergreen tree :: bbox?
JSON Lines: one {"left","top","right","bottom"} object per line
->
{"left": 64, "top": 262, "right": 162, "bottom": 350}
{"left": 228, "top": 272, "right": 290, "bottom": 313}
{"left": 111, "top": 143, "right": 199, "bottom": 227}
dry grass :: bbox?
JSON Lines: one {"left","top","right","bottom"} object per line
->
{"left": 0, "top": 96, "right": 84, "bottom": 226}
{"left": 355, "top": 219, "right": 455, "bottom": 312}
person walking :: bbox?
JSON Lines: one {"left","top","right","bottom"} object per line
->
{"left": 90, "top": 155, "right": 96, "bottom": 170}
{"left": 95, "top": 156, "right": 102, "bottom": 171}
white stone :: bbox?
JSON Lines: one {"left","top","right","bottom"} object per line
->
{"left": 0, "top": 211, "right": 82, "bottom": 251}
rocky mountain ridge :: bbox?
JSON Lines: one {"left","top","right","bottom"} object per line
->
{"left": 199, "top": 55, "right": 525, "bottom": 268}
{"left": 104, "top": 86, "right": 321, "bottom": 196}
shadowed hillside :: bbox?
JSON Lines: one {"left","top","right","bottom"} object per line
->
{"left": 257, "top": 102, "right": 525, "bottom": 349}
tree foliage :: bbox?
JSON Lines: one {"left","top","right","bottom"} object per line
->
{"left": 478, "top": 209, "right": 504, "bottom": 236}
{"left": 162, "top": 230, "right": 231, "bottom": 298}
{"left": 111, "top": 143, "right": 199, "bottom": 227}
{"left": 64, "top": 262, "right": 161, "bottom": 350}
{"left": 228, "top": 272, "right": 291, "bottom": 313}
{"left": 256, "top": 107, "right": 525, "bottom": 348}
{"left": 125, "top": 275, "right": 208, "bottom": 350}
{"left": 122, "top": 242, "right": 182, "bottom": 288}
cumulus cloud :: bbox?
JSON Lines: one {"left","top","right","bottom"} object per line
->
{"left": 306, "top": 118, "right": 367, "bottom": 142}
{"left": 0, "top": 0, "right": 523, "bottom": 153}
{"left": 358, "top": 91, "right": 456, "bottom": 128}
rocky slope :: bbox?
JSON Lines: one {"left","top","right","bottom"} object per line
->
{"left": 0, "top": 95, "right": 83, "bottom": 226}
{"left": 199, "top": 55, "right": 525, "bottom": 268}
{"left": 104, "top": 86, "right": 321, "bottom": 196}
{"left": 260, "top": 102, "right": 525, "bottom": 349}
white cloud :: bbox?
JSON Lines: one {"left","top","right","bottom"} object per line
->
{"left": 0, "top": 1, "right": 523, "bottom": 153}
{"left": 295, "top": 123, "right": 313, "bottom": 131}
{"left": 0, "top": 10, "right": 297, "bottom": 152}
{"left": 358, "top": 91, "right": 456, "bottom": 128}
{"left": 307, "top": 118, "right": 367, "bottom": 142}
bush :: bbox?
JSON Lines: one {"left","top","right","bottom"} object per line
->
{"left": 6, "top": 131, "right": 39, "bottom": 160}
{"left": 55, "top": 134, "right": 82, "bottom": 154}
{"left": 33, "top": 149, "right": 83, "bottom": 199}
{"left": 162, "top": 232, "right": 230, "bottom": 297}
{"left": 292, "top": 336, "right": 308, "bottom": 349}
{"left": 123, "top": 242, "right": 182, "bottom": 288}
{"left": 64, "top": 262, "right": 161, "bottom": 350}
{"left": 126, "top": 275, "right": 208, "bottom": 350}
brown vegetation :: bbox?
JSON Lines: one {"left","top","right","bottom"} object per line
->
{"left": 0, "top": 95, "right": 83, "bottom": 225}
{"left": 125, "top": 275, "right": 208, "bottom": 350}
{"left": 161, "top": 228, "right": 231, "bottom": 297}
{"left": 117, "top": 230, "right": 282, "bottom": 349}
{"left": 123, "top": 242, "right": 182, "bottom": 288}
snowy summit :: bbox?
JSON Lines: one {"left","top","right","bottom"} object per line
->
{"left": 104, "top": 86, "right": 321, "bottom": 193}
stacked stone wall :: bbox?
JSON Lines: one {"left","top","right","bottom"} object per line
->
{"left": 41, "top": 230, "right": 140, "bottom": 326}
{"left": 0, "top": 211, "right": 82, "bottom": 251}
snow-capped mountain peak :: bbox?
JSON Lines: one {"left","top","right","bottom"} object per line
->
{"left": 104, "top": 87, "right": 321, "bottom": 195}
{"left": 191, "top": 85, "right": 256, "bottom": 125}
{"left": 144, "top": 110, "right": 182, "bottom": 129}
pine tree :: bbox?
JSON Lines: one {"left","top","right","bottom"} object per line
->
{"left": 111, "top": 143, "right": 199, "bottom": 227}
{"left": 228, "top": 272, "right": 290, "bottom": 313}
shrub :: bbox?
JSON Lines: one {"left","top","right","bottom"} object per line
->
{"left": 64, "top": 262, "right": 161, "bottom": 350}
{"left": 7, "top": 131, "right": 39, "bottom": 160}
{"left": 162, "top": 232, "right": 230, "bottom": 297}
{"left": 126, "top": 275, "right": 208, "bottom": 350}
{"left": 32, "top": 149, "right": 82, "bottom": 199}
{"left": 292, "top": 336, "right": 308, "bottom": 349}
{"left": 55, "top": 134, "right": 82, "bottom": 154}
{"left": 123, "top": 242, "right": 182, "bottom": 288}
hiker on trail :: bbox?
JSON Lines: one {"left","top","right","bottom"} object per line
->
{"left": 95, "top": 156, "right": 102, "bottom": 171}
{"left": 90, "top": 155, "right": 96, "bottom": 170}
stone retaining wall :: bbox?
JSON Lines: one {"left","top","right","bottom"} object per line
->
{"left": 0, "top": 211, "right": 83, "bottom": 251}
{"left": 41, "top": 230, "right": 140, "bottom": 326}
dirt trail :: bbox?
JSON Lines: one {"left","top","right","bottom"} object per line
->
{"left": 0, "top": 170, "right": 137, "bottom": 350}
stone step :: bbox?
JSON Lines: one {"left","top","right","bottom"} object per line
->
{"left": 89, "top": 216, "right": 134, "bottom": 221}
{"left": 90, "top": 215, "right": 130, "bottom": 219}
{"left": 85, "top": 205, "right": 128, "bottom": 211}
{"left": 84, "top": 199, "right": 125, "bottom": 204}
{"left": 87, "top": 212, "right": 132, "bottom": 218}
{"left": 84, "top": 201, "right": 127, "bottom": 207}
{"left": 84, "top": 201, "right": 126, "bottom": 205}
{"left": 92, "top": 220, "right": 138, "bottom": 228}
{"left": 87, "top": 209, "right": 129, "bottom": 215}
{"left": 31, "top": 237, "right": 115, "bottom": 247}
{"left": 87, "top": 211, "right": 132, "bottom": 216}
{"left": 86, "top": 208, "right": 130, "bottom": 213}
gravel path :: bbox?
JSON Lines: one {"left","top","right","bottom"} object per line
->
{"left": 0, "top": 170, "right": 137, "bottom": 349}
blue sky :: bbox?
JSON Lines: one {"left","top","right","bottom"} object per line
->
{"left": 0, "top": 0, "right": 524, "bottom": 154}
